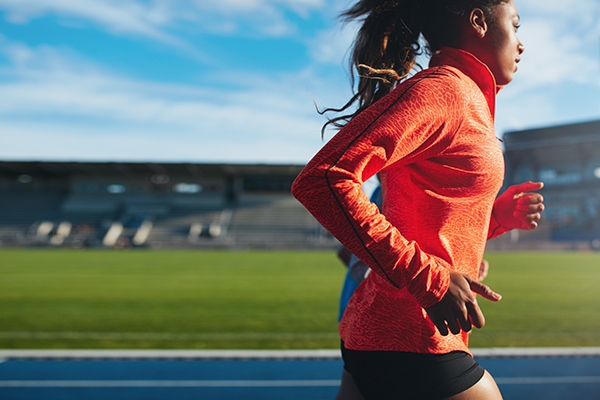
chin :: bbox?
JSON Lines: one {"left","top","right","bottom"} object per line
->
{"left": 497, "top": 74, "right": 513, "bottom": 86}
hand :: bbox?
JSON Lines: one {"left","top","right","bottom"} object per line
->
{"left": 425, "top": 271, "right": 502, "bottom": 336}
{"left": 493, "top": 181, "right": 544, "bottom": 230}
{"left": 478, "top": 259, "right": 489, "bottom": 282}
{"left": 348, "top": 257, "right": 371, "bottom": 285}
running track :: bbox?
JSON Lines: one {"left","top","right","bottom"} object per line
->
{"left": 1, "top": 348, "right": 599, "bottom": 399}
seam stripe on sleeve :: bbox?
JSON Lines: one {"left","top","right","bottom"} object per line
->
{"left": 324, "top": 66, "right": 443, "bottom": 289}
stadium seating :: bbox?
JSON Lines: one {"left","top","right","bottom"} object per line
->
{"left": 226, "top": 194, "right": 324, "bottom": 248}
{"left": 0, "top": 190, "right": 65, "bottom": 246}
{"left": 0, "top": 161, "right": 334, "bottom": 248}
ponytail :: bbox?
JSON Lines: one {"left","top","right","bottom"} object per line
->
{"left": 319, "top": 0, "right": 422, "bottom": 136}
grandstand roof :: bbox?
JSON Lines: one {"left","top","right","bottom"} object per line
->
{"left": 0, "top": 161, "right": 305, "bottom": 178}
{"left": 503, "top": 119, "right": 600, "bottom": 151}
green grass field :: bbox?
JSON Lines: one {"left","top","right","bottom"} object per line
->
{"left": 1, "top": 249, "right": 599, "bottom": 349}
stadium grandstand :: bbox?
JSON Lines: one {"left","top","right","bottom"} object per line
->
{"left": 0, "top": 162, "right": 333, "bottom": 249}
{"left": 2, "top": 119, "right": 599, "bottom": 250}
{"left": 491, "top": 119, "right": 600, "bottom": 250}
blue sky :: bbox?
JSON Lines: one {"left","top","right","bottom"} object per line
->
{"left": 0, "top": 0, "right": 599, "bottom": 164}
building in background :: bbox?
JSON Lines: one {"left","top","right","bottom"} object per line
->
{"left": 500, "top": 119, "right": 600, "bottom": 249}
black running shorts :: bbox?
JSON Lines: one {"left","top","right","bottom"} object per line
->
{"left": 341, "top": 341, "right": 486, "bottom": 399}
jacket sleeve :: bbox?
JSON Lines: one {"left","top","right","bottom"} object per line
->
{"left": 292, "top": 70, "right": 465, "bottom": 309}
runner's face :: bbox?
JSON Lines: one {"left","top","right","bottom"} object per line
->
{"left": 479, "top": 0, "right": 524, "bottom": 85}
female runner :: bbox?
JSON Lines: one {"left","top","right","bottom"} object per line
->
{"left": 292, "top": 0, "right": 545, "bottom": 398}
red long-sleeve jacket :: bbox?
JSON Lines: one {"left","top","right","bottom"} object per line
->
{"left": 292, "top": 47, "right": 509, "bottom": 354}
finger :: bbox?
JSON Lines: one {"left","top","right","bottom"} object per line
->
{"left": 520, "top": 220, "right": 538, "bottom": 230}
{"left": 512, "top": 212, "right": 541, "bottom": 230}
{"left": 466, "top": 299, "right": 485, "bottom": 329}
{"left": 446, "top": 314, "right": 461, "bottom": 335}
{"left": 468, "top": 279, "right": 502, "bottom": 302}
{"left": 454, "top": 305, "right": 472, "bottom": 333}
{"left": 516, "top": 194, "right": 544, "bottom": 207}
{"left": 436, "top": 321, "right": 449, "bottom": 336}
{"left": 427, "top": 310, "right": 449, "bottom": 336}
{"left": 513, "top": 210, "right": 542, "bottom": 221}
{"left": 436, "top": 301, "right": 461, "bottom": 335}
{"left": 458, "top": 318, "right": 472, "bottom": 333}
{"left": 514, "top": 205, "right": 543, "bottom": 215}
{"left": 525, "top": 212, "right": 542, "bottom": 221}
{"left": 522, "top": 202, "right": 545, "bottom": 212}
{"left": 451, "top": 295, "right": 471, "bottom": 332}
{"left": 509, "top": 181, "right": 544, "bottom": 194}
{"left": 521, "top": 192, "right": 544, "bottom": 201}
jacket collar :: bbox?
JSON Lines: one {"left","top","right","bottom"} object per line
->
{"left": 429, "top": 46, "right": 499, "bottom": 120}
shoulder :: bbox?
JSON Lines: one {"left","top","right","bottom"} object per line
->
{"left": 380, "top": 66, "right": 470, "bottom": 116}
{"left": 404, "top": 65, "right": 472, "bottom": 98}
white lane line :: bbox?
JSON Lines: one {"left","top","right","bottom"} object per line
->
{"left": 3, "top": 347, "right": 600, "bottom": 360}
{"left": 0, "top": 349, "right": 343, "bottom": 360}
{"left": 496, "top": 376, "right": 600, "bottom": 385}
{"left": 473, "top": 347, "right": 600, "bottom": 358}
{"left": 0, "top": 380, "right": 341, "bottom": 388}
{"left": 2, "top": 377, "right": 600, "bottom": 388}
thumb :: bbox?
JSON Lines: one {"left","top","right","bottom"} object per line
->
{"left": 467, "top": 277, "right": 502, "bottom": 302}
{"left": 509, "top": 181, "right": 544, "bottom": 194}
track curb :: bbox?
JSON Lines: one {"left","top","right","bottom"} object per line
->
{"left": 2, "top": 348, "right": 600, "bottom": 360}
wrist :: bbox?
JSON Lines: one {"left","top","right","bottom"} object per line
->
{"left": 488, "top": 208, "right": 512, "bottom": 239}
{"left": 491, "top": 208, "right": 509, "bottom": 229}
{"left": 409, "top": 264, "right": 450, "bottom": 309}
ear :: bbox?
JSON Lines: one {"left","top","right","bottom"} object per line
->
{"left": 469, "top": 8, "right": 488, "bottom": 38}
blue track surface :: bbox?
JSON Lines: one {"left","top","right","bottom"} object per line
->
{"left": 1, "top": 356, "right": 599, "bottom": 399}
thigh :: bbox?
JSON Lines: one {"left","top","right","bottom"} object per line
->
{"left": 445, "top": 370, "right": 503, "bottom": 400}
{"left": 335, "top": 368, "right": 366, "bottom": 400}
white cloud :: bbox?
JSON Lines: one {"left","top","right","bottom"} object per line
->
{"left": 511, "top": 25, "right": 598, "bottom": 95}
{"left": 0, "top": 0, "right": 181, "bottom": 43}
{"left": 0, "top": 121, "right": 324, "bottom": 163}
{"left": 491, "top": 0, "right": 600, "bottom": 133}
{"left": 0, "top": 67, "right": 321, "bottom": 138}
{"left": 183, "top": 0, "right": 322, "bottom": 37}
{"left": 519, "top": 0, "right": 598, "bottom": 17}
{"left": 310, "top": 21, "right": 356, "bottom": 65}
{"left": 514, "top": 13, "right": 600, "bottom": 90}
{"left": 0, "top": 40, "right": 330, "bottom": 163}
{"left": 194, "top": 0, "right": 324, "bottom": 14}
{"left": 0, "top": 0, "right": 328, "bottom": 41}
